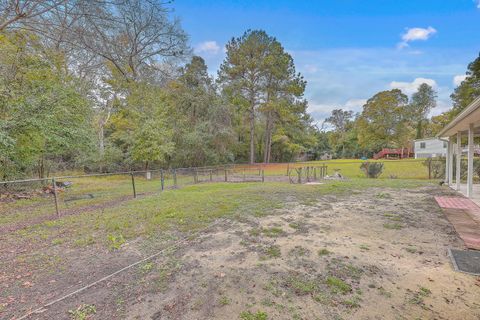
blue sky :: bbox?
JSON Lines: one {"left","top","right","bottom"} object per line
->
{"left": 173, "top": 0, "right": 480, "bottom": 125}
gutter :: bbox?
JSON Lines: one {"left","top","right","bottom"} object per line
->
{"left": 437, "top": 96, "right": 480, "bottom": 138}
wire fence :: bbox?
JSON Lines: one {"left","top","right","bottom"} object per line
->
{"left": 0, "top": 159, "right": 447, "bottom": 227}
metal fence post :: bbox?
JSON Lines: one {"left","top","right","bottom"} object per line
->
{"left": 131, "top": 173, "right": 137, "bottom": 198}
{"left": 173, "top": 169, "right": 177, "bottom": 188}
{"left": 160, "top": 169, "right": 164, "bottom": 191}
{"left": 52, "top": 178, "right": 60, "bottom": 216}
{"left": 428, "top": 160, "right": 432, "bottom": 180}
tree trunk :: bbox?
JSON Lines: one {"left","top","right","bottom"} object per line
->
{"left": 249, "top": 92, "right": 256, "bottom": 164}
{"left": 249, "top": 106, "right": 255, "bottom": 164}
{"left": 264, "top": 111, "right": 273, "bottom": 163}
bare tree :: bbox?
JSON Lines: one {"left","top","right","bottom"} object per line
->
{"left": 0, "top": 0, "right": 68, "bottom": 31}
{"left": 73, "top": 0, "right": 189, "bottom": 82}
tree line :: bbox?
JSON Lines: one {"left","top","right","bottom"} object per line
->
{"left": 321, "top": 53, "right": 480, "bottom": 159}
{"left": 1, "top": 0, "right": 479, "bottom": 180}
{"left": 0, "top": 0, "right": 317, "bottom": 180}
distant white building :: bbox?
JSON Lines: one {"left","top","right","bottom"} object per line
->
{"left": 414, "top": 138, "right": 447, "bottom": 159}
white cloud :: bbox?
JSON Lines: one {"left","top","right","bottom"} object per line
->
{"left": 397, "top": 27, "right": 437, "bottom": 49}
{"left": 195, "top": 41, "right": 221, "bottom": 55}
{"left": 344, "top": 99, "right": 367, "bottom": 110}
{"left": 303, "top": 64, "right": 318, "bottom": 74}
{"left": 389, "top": 77, "right": 437, "bottom": 95}
{"left": 453, "top": 74, "right": 469, "bottom": 87}
{"left": 476, "top": 0, "right": 480, "bottom": 8}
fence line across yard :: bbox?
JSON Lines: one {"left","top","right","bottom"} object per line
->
{"left": 0, "top": 159, "right": 447, "bottom": 223}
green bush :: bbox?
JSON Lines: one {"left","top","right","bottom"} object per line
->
{"left": 360, "top": 162, "right": 384, "bottom": 178}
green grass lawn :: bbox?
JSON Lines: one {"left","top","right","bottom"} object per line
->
{"left": 252, "top": 158, "right": 436, "bottom": 180}
{"left": 9, "top": 178, "right": 433, "bottom": 251}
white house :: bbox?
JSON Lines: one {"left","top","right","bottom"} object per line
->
{"left": 414, "top": 138, "right": 447, "bottom": 159}
{"left": 438, "top": 96, "right": 480, "bottom": 200}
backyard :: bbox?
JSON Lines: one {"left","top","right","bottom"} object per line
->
{"left": 1, "top": 173, "right": 479, "bottom": 320}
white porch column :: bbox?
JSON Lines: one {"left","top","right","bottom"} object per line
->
{"left": 448, "top": 139, "right": 454, "bottom": 185}
{"left": 456, "top": 131, "right": 461, "bottom": 191}
{"left": 445, "top": 140, "right": 450, "bottom": 184}
{"left": 467, "top": 123, "right": 474, "bottom": 198}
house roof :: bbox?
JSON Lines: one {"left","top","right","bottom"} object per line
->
{"left": 413, "top": 137, "right": 444, "bottom": 142}
{"left": 437, "top": 96, "right": 480, "bottom": 138}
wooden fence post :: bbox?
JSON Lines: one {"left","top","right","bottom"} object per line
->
{"left": 131, "top": 173, "right": 137, "bottom": 198}
{"left": 224, "top": 166, "right": 228, "bottom": 182}
{"left": 160, "top": 169, "right": 164, "bottom": 191}
{"left": 261, "top": 169, "right": 265, "bottom": 182}
{"left": 173, "top": 169, "right": 177, "bottom": 188}
{"left": 210, "top": 169, "right": 213, "bottom": 182}
{"left": 52, "top": 178, "right": 60, "bottom": 216}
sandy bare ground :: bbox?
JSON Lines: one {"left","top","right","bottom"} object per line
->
{"left": 3, "top": 185, "right": 480, "bottom": 320}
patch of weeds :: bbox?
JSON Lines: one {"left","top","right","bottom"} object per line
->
{"left": 405, "top": 246, "right": 417, "bottom": 254}
{"left": 262, "top": 245, "right": 281, "bottom": 259}
{"left": 343, "top": 295, "right": 362, "bottom": 308}
{"left": 250, "top": 227, "right": 285, "bottom": 238}
{"left": 264, "top": 279, "right": 283, "bottom": 297}
{"left": 376, "top": 192, "right": 392, "bottom": 199}
{"left": 286, "top": 275, "right": 318, "bottom": 295}
{"left": 140, "top": 262, "right": 154, "bottom": 274}
{"left": 260, "top": 298, "right": 274, "bottom": 307}
{"left": 51, "top": 238, "right": 64, "bottom": 245}
{"left": 326, "top": 276, "right": 351, "bottom": 294}
{"left": 68, "top": 304, "right": 96, "bottom": 320}
{"left": 327, "top": 258, "right": 363, "bottom": 280}
{"left": 106, "top": 233, "right": 125, "bottom": 250}
{"left": 249, "top": 228, "right": 261, "bottom": 237}
{"left": 289, "top": 222, "right": 301, "bottom": 229}
{"left": 383, "top": 223, "right": 403, "bottom": 230}
{"left": 313, "top": 292, "right": 331, "bottom": 305}
{"left": 409, "top": 287, "right": 431, "bottom": 306}
{"left": 384, "top": 213, "right": 403, "bottom": 222}
{"left": 239, "top": 311, "right": 268, "bottom": 320}
{"left": 156, "top": 258, "right": 183, "bottom": 291}
{"left": 74, "top": 235, "right": 95, "bottom": 247}
{"left": 288, "top": 246, "right": 310, "bottom": 257}
{"left": 318, "top": 248, "right": 332, "bottom": 256}
{"left": 219, "top": 296, "right": 231, "bottom": 306}
{"left": 359, "top": 244, "right": 370, "bottom": 251}
{"left": 377, "top": 287, "right": 392, "bottom": 298}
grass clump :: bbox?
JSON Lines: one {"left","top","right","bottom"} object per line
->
{"left": 288, "top": 246, "right": 310, "bottom": 257}
{"left": 287, "top": 275, "right": 318, "bottom": 295}
{"left": 239, "top": 310, "right": 268, "bottom": 320}
{"left": 383, "top": 223, "right": 403, "bottom": 230}
{"left": 318, "top": 248, "right": 332, "bottom": 256}
{"left": 326, "top": 276, "right": 352, "bottom": 294}
{"left": 405, "top": 246, "right": 417, "bottom": 253}
{"left": 262, "top": 245, "right": 281, "bottom": 259}
{"left": 219, "top": 296, "right": 231, "bottom": 306}
{"left": 409, "top": 287, "right": 431, "bottom": 306}
{"left": 106, "top": 233, "right": 125, "bottom": 250}
{"left": 68, "top": 304, "right": 96, "bottom": 320}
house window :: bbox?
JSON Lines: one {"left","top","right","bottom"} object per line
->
{"left": 443, "top": 141, "right": 447, "bottom": 148}
{"left": 420, "top": 142, "right": 426, "bottom": 149}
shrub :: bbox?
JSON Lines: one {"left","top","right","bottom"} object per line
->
{"left": 360, "top": 162, "right": 384, "bottom": 178}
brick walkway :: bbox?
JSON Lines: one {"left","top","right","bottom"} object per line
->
{"left": 435, "top": 196, "right": 480, "bottom": 250}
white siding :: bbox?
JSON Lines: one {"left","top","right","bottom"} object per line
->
{"left": 414, "top": 139, "right": 447, "bottom": 158}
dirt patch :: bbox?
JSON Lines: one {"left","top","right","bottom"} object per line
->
{"left": 2, "top": 185, "right": 479, "bottom": 320}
